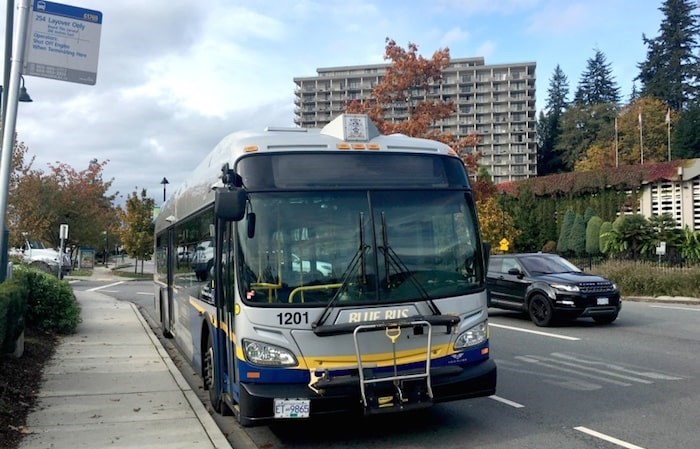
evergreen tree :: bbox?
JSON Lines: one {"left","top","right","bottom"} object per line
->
{"left": 574, "top": 49, "right": 621, "bottom": 105}
{"left": 557, "top": 209, "right": 576, "bottom": 253}
{"left": 586, "top": 216, "right": 603, "bottom": 255}
{"left": 537, "top": 65, "right": 569, "bottom": 175}
{"left": 568, "top": 214, "right": 587, "bottom": 255}
{"left": 556, "top": 103, "right": 617, "bottom": 170}
{"left": 546, "top": 65, "right": 570, "bottom": 114}
{"left": 512, "top": 184, "right": 543, "bottom": 251}
{"left": 637, "top": 0, "right": 700, "bottom": 110}
{"left": 673, "top": 102, "right": 700, "bottom": 158}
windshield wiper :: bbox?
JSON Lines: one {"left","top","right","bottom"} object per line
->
{"left": 378, "top": 212, "right": 440, "bottom": 316}
{"left": 313, "top": 212, "right": 370, "bottom": 330}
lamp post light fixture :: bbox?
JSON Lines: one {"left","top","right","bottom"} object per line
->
{"left": 102, "top": 230, "right": 108, "bottom": 268}
{"left": 160, "top": 177, "right": 169, "bottom": 202}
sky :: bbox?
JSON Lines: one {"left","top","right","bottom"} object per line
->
{"left": 0, "top": 0, "right": 668, "bottom": 206}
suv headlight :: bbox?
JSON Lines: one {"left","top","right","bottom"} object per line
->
{"left": 551, "top": 283, "right": 579, "bottom": 292}
{"left": 454, "top": 321, "right": 488, "bottom": 349}
{"left": 242, "top": 339, "right": 297, "bottom": 367}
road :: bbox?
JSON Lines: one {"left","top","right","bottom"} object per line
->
{"left": 71, "top": 278, "right": 700, "bottom": 449}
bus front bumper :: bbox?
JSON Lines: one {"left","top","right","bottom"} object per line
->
{"left": 236, "top": 358, "right": 497, "bottom": 426}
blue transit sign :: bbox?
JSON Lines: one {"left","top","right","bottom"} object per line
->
{"left": 24, "top": 0, "right": 103, "bottom": 85}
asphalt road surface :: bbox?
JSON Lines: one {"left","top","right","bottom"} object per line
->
{"left": 72, "top": 279, "right": 700, "bottom": 449}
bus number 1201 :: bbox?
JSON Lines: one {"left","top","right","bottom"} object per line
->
{"left": 277, "top": 312, "right": 309, "bottom": 325}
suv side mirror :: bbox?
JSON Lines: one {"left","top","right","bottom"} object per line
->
{"left": 507, "top": 267, "right": 522, "bottom": 277}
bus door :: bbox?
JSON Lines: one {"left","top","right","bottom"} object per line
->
{"left": 213, "top": 218, "right": 237, "bottom": 407}
{"left": 164, "top": 227, "right": 175, "bottom": 336}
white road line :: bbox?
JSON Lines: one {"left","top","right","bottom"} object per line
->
{"left": 515, "top": 356, "right": 633, "bottom": 386}
{"left": 574, "top": 426, "right": 646, "bottom": 449}
{"left": 649, "top": 305, "right": 700, "bottom": 312}
{"left": 488, "top": 323, "right": 580, "bottom": 341}
{"left": 136, "top": 292, "right": 153, "bottom": 296}
{"left": 86, "top": 281, "right": 125, "bottom": 292}
{"left": 489, "top": 395, "right": 525, "bottom": 408}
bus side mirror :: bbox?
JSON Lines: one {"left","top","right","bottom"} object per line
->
{"left": 215, "top": 187, "right": 247, "bottom": 221}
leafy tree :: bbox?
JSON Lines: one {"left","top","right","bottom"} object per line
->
{"left": 557, "top": 209, "right": 576, "bottom": 253}
{"left": 607, "top": 214, "right": 651, "bottom": 259}
{"left": 646, "top": 213, "right": 683, "bottom": 258}
{"left": 8, "top": 144, "right": 118, "bottom": 260}
{"left": 568, "top": 214, "right": 587, "bottom": 255}
{"left": 575, "top": 142, "right": 617, "bottom": 171}
{"left": 471, "top": 166, "right": 497, "bottom": 202}
{"left": 637, "top": 0, "right": 700, "bottom": 111}
{"left": 118, "top": 189, "right": 154, "bottom": 274}
{"left": 680, "top": 226, "right": 700, "bottom": 262}
{"left": 586, "top": 216, "right": 603, "bottom": 255}
{"left": 346, "top": 38, "right": 479, "bottom": 174}
{"left": 573, "top": 49, "right": 621, "bottom": 106}
{"left": 616, "top": 97, "right": 673, "bottom": 165}
{"left": 476, "top": 194, "right": 519, "bottom": 251}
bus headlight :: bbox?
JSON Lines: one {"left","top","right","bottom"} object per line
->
{"left": 454, "top": 321, "right": 488, "bottom": 349}
{"left": 242, "top": 339, "right": 298, "bottom": 367}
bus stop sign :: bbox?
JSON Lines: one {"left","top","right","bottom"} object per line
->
{"left": 23, "top": 0, "right": 103, "bottom": 85}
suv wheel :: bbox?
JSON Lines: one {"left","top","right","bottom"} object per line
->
{"left": 528, "top": 294, "right": 554, "bottom": 327}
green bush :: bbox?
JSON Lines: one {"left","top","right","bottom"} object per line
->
{"left": 592, "top": 260, "right": 700, "bottom": 298}
{"left": 12, "top": 266, "right": 80, "bottom": 334}
{"left": 0, "top": 279, "right": 28, "bottom": 353}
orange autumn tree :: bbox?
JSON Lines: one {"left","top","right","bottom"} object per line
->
{"left": 8, "top": 147, "right": 119, "bottom": 255}
{"left": 346, "top": 38, "right": 480, "bottom": 177}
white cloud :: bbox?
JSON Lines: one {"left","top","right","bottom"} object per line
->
{"left": 1, "top": 0, "right": 661, "bottom": 205}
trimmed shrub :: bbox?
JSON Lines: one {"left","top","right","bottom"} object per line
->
{"left": 12, "top": 266, "right": 80, "bottom": 334}
{"left": 0, "top": 279, "right": 28, "bottom": 353}
{"left": 586, "top": 216, "right": 603, "bottom": 255}
{"left": 593, "top": 260, "right": 700, "bottom": 298}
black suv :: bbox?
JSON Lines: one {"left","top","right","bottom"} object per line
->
{"left": 487, "top": 253, "right": 621, "bottom": 326}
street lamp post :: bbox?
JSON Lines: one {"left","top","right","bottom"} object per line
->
{"left": 0, "top": 0, "right": 33, "bottom": 283}
{"left": 102, "top": 231, "right": 108, "bottom": 268}
{"left": 160, "top": 177, "right": 169, "bottom": 202}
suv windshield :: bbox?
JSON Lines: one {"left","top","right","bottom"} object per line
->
{"left": 237, "top": 190, "right": 482, "bottom": 305}
{"left": 519, "top": 255, "right": 581, "bottom": 274}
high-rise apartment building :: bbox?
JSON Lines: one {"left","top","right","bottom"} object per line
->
{"left": 293, "top": 57, "right": 537, "bottom": 183}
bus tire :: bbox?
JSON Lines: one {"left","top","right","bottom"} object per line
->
{"left": 160, "top": 295, "right": 173, "bottom": 338}
{"left": 204, "top": 333, "right": 223, "bottom": 413}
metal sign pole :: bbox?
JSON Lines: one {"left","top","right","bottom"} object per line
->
{"left": 0, "top": 0, "right": 31, "bottom": 282}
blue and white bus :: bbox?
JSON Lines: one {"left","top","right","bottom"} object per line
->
{"left": 154, "top": 114, "right": 496, "bottom": 426}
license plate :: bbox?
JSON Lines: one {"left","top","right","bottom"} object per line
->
{"left": 274, "top": 399, "right": 310, "bottom": 418}
{"left": 597, "top": 297, "right": 609, "bottom": 305}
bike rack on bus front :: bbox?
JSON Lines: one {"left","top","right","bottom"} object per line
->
{"left": 352, "top": 319, "right": 435, "bottom": 414}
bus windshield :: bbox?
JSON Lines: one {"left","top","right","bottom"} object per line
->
{"left": 238, "top": 189, "right": 483, "bottom": 306}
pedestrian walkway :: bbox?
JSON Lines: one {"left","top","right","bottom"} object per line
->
{"left": 18, "top": 283, "right": 232, "bottom": 449}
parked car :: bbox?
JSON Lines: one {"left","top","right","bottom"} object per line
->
{"left": 190, "top": 240, "right": 214, "bottom": 281}
{"left": 13, "top": 238, "right": 71, "bottom": 277}
{"left": 486, "top": 253, "right": 621, "bottom": 326}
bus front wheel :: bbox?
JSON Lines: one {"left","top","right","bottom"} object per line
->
{"left": 204, "top": 333, "right": 225, "bottom": 414}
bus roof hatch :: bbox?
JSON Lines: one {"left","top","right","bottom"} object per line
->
{"left": 320, "top": 114, "right": 380, "bottom": 142}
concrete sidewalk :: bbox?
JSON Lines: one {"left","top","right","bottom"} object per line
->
{"left": 18, "top": 287, "right": 232, "bottom": 449}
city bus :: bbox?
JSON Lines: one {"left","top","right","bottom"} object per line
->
{"left": 153, "top": 113, "right": 496, "bottom": 426}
